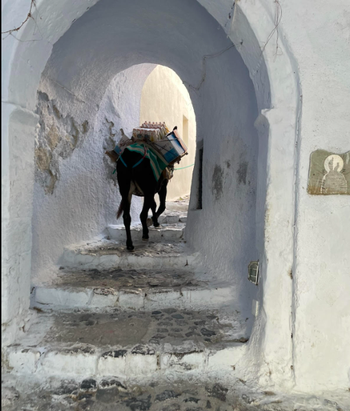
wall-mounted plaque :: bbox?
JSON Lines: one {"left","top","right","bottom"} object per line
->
{"left": 307, "top": 150, "right": 350, "bottom": 195}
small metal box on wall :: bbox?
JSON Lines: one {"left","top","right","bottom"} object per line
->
{"left": 248, "top": 261, "right": 259, "bottom": 285}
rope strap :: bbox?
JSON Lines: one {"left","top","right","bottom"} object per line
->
{"left": 174, "top": 163, "right": 194, "bottom": 171}
{"left": 113, "top": 146, "right": 148, "bottom": 174}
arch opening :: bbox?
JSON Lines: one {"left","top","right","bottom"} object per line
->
{"left": 3, "top": 0, "right": 301, "bottom": 389}
{"left": 140, "top": 65, "right": 197, "bottom": 202}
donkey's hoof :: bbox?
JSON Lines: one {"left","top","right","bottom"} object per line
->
{"left": 152, "top": 218, "right": 160, "bottom": 228}
{"left": 142, "top": 237, "right": 149, "bottom": 242}
{"left": 127, "top": 245, "right": 134, "bottom": 251}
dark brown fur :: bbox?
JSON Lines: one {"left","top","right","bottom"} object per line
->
{"left": 115, "top": 148, "right": 168, "bottom": 250}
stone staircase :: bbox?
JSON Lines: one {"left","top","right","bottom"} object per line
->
{"left": 5, "top": 201, "right": 250, "bottom": 384}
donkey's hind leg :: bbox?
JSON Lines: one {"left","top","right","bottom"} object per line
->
{"left": 149, "top": 198, "right": 161, "bottom": 228}
{"left": 140, "top": 195, "right": 153, "bottom": 240}
{"left": 118, "top": 179, "right": 134, "bottom": 251}
{"left": 123, "top": 199, "right": 134, "bottom": 251}
{"left": 146, "top": 199, "right": 156, "bottom": 228}
{"left": 153, "top": 180, "right": 167, "bottom": 227}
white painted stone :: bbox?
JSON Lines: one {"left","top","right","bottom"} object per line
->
{"left": 126, "top": 353, "right": 158, "bottom": 377}
{"left": 97, "top": 354, "right": 127, "bottom": 377}
{"left": 159, "top": 215, "right": 181, "bottom": 225}
{"left": 7, "top": 347, "right": 41, "bottom": 374}
{"left": 107, "top": 224, "right": 185, "bottom": 242}
{"left": 62, "top": 245, "right": 198, "bottom": 271}
{"left": 35, "top": 287, "right": 92, "bottom": 307}
{"left": 161, "top": 352, "right": 206, "bottom": 372}
{"left": 89, "top": 291, "right": 119, "bottom": 308}
{"left": 31, "top": 281, "right": 236, "bottom": 311}
{"left": 207, "top": 345, "right": 247, "bottom": 371}
{"left": 181, "top": 287, "right": 234, "bottom": 309}
{"left": 118, "top": 291, "right": 145, "bottom": 310}
{"left": 40, "top": 350, "right": 97, "bottom": 376}
{"left": 144, "top": 290, "right": 183, "bottom": 311}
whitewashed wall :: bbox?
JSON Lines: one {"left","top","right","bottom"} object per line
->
{"left": 276, "top": 1, "right": 350, "bottom": 392}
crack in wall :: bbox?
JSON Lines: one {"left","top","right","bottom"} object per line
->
{"left": 183, "top": 44, "right": 235, "bottom": 92}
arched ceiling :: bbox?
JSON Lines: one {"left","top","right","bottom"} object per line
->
{"left": 40, "top": 0, "right": 256, "bottom": 123}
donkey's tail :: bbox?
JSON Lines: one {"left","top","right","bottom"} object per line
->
{"left": 117, "top": 201, "right": 124, "bottom": 219}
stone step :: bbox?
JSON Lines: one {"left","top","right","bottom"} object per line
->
{"left": 107, "top": 223, "right": 185, "bottom": 242}
{"left": 31, "top": 268, "right": 236, "bottom": 311}
{"left": 158, "top": 213, "right": 187, "bottom": 224}
{"left": 61, "top": 239, "right": 198, "bottom": 271}
{"left": 2, "top": 376, "right": 337, "bottom": 411}
{"left": 6, "top": 308, "right": 249, "bottom": 379}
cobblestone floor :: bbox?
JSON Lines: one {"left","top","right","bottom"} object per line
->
{"left": 15, "top": 307, "right": 249, "bottom": 350}
{"left": 2, "top": 377, "right": 348, "bottom": 411}
{"left": 48, "top": 268, "right": 202, "bottom": 291}
{"left": 67, "top": 240, "right": 191, "bottom": 257}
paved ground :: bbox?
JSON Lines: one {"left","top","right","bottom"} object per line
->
{"left": 65, "top": 239, "right": 192, "bottom": 258}
{"left": 2, "top": 376, "right": 348, "bottom": 411}
{"left": 19, "top": 307, "right": 248, "bottom": 349}
{"left": 41, "top": 267, "right": 202, "bottom": 290}
{"left": 162, "top": 196, "right": 190, "bottom": 214}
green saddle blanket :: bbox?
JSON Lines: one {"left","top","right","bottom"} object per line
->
{"left": 125, "top": 143, "right": 168, "bottom": 181}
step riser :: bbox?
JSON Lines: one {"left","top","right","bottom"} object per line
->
{"left": 158, "top": 215, "right": 187, "bottom": 224}
{"left": 107, "top": 227, "right": 185, "bottom": 242}
{"left": 32, "top": 287, "right": 234, "bottom": 311}
{"left": 62, "top": 252, "right": 196, "bottom": 270}
{"left": 6, "top": 345, "right": 246, "bottom": 379}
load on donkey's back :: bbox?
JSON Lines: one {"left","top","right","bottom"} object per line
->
{"left": 106, "top": 121, "right": 188, "bottom": 186}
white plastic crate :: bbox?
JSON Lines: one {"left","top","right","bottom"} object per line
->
{"left": 151, "top": 130, "right": 188, "bottom": 164}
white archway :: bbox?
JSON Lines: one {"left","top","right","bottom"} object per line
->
{"left": 2, "top": 0, "right": 300, "bottom": 391}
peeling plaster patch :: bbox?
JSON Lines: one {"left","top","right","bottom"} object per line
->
{"left": 212, "top": 165, "right": 224, "bottom": 200}
{"left": 35, "top": 147, "right": 51, "bottom": 171}
{"left": 35, "top": 91, "right": 90, "bottom": 194}
{"left": 52, "top": 104, "right": 61, "bottom": 119}
{"left": 102, "top": 118, "right": 119, "bottom": 186}
{"left": 237, "top": 160, "right": 248, "bottom": 185}
{"left": 47, "top": 125, "right": 60, "bottom": 150}
{"left": 82, "top": 120, "right": 89, "bottom": 134}
{"left": 105, "top": 118, "right": 116, "bottom": 140}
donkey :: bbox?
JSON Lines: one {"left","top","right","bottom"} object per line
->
{"left": 112, "top": 147, "right": 170, "bottom": 251}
